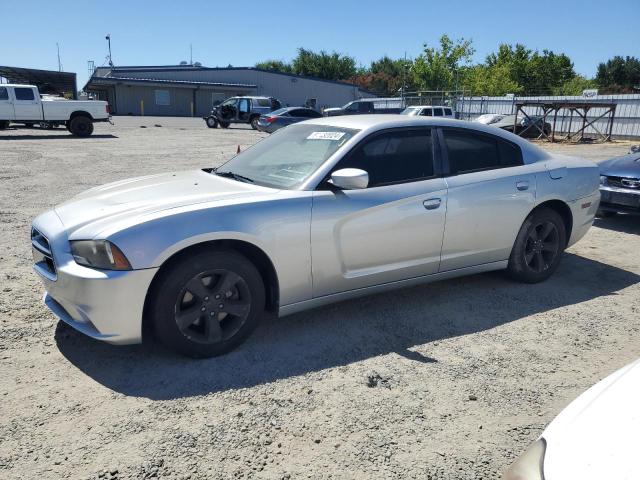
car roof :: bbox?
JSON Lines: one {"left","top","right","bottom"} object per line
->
{"left": 303, "top": 114, "right": 550, "bottom": 161}
{"left": 1, "top": 84, "right": 35, "bottom": 88}
{"left": 407, "top": 105, "right": 451, "bottom": 109}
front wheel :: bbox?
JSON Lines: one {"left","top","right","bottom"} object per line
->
{"left": 150, "top": 250, "right": 265, "bottom": 358}
{"left": 507, "top": 208, "right": 566, "bottom": 283}
{"left": 250, "top": 116, "right": 259, "bottom": 130}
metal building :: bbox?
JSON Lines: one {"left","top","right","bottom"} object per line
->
{"left": 84, "top": 65, "right": 373, "bottom": 117}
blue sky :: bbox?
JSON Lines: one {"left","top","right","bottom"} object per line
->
{"left": 1, "top": 0, "right": 637, "bottom": 88}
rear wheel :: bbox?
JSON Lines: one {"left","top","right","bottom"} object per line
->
{"left": 508, "top": 208, "right": 566, "bottom": 283}
{"left": 151, "top": 250, "right": 265, "bottom": 358}
{"left": 250, "top": 116, "right": 259, "bottom": 130}
{"left": 205, "top": 116, "right": 218, "bottom": 128}
{"left": 69, "top": 115, "right": 94, "bottom": 137}
{"left": 219, "top": 121, "right": 230, "bottom": 129}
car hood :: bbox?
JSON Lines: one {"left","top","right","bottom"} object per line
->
{"left": 542, "top": 359, "right": 640, "bottom": 480}
{"left": 54, "top": 170, "right": 277, "bottom": 237}
{"left": 598, "top": 153, "right": 640, "bottom": 178}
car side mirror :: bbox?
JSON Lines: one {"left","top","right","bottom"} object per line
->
{"left": 330, "top": 168, "right": 369, "bottom": 190}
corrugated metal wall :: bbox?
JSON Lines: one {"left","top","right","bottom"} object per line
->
{"left": 457, "top": 94, "right": 640, "bottom": 139}
{"left": 105, "top": 68, "right": 365, "bottom": 113}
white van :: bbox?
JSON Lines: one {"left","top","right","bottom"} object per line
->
{"left": 401, "top": 105, "right": 455, "bottom": 118}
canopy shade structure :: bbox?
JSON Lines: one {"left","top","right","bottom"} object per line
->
{"left": 0, "top": 66, "right": 77, "bottom": 99}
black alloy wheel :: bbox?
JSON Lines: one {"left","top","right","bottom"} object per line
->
{"left": 523, "top": 221, "right": 560, "bottom": 273}
{"left": 174, "top": 269, "right": 251, "bottom": 344}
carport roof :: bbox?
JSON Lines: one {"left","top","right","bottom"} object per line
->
{"left": 0, "top": 65, "right": 77, "bottom": 98}
{"left": 85, "top": 76, "right": 256, "bottom": 90}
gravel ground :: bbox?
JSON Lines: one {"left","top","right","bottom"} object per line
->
{"left": 1, "top": 117, "right": 639, "bottom": 480}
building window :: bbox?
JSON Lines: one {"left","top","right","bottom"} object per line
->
{"left": 155, "top": 90, "right": 170, "bottom": 106}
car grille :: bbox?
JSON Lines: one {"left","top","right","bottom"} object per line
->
{"left": 31, "top": 227, "right": 56, "bottom": 277}
{"left": 604, "top": 176, "right": 640, "bottom": 189}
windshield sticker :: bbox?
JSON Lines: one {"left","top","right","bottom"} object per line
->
{"left": 306, "top": 131, "right": 346, "bottom": 141}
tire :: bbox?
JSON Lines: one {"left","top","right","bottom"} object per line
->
{"left": 0, "top": 121, "right": 8, "bottom": 130}
{"left": 69, "top": 115, "right": 94, "bottom": 137}
{"left": 597, "top": 209, "right": 617, "bottom": 218}
{"left": 219, "top": 121, "right": 230, "bottom": 129}
{"left": 507, "top": 208, "right": 566, "bottom": 283}
{"left": 250, "top": 116, "right": 259, "bottom": 130}
{"left": 205, "top": 116, "right": 218, "bottom": 128}
{"left": 150, "top": 250, "right": 265, "bottom": 358}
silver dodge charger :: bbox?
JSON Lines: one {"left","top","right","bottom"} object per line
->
{"left": 31, "top": 116, "right": 600, "bottom": 357}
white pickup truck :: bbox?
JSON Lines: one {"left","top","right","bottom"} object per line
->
{"left": 0, "top": 84, "right": 110, "bottom": 137}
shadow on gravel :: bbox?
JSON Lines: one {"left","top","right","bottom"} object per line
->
{"left": 594, "top": 215, "right": 640, "bottom": 235}
{"left": 0, "top": 134, "right": 118, "bottom": 140}
{"left": 55, "top": 252, "right": 640, "bottom": 400}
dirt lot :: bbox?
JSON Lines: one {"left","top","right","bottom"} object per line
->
{"left": 1, "top": 117, "right": 639, "bottom": 480}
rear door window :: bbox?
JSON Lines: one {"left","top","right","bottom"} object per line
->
{"left": 14, "top": 88, "right": 35, "bottom": 101}
{"left": 433, "top": 108, "right": 444, "bottom": 117}
{"left": 443, "top": 129, "right": 523, "bottom": 174}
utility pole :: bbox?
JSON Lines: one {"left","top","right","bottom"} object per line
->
{"left": 190, "top": 44, "right": 193, "bottom": 66}
{"left": 105, "top": 34, "right": 113, "bottom": 67}
{"left": 56, "top": 43, "right": 63, "bottom": 72}
{"left": 401, "top": 51, "right": 407, "bottom": 102}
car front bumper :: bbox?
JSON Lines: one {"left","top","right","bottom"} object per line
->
{"left": 32, "top": 210, "right": 158, "bottom": 345}
{"left": 599, "top": 185, "right": 640, "bottom": 215}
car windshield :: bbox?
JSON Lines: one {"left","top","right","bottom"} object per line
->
{"left": 215, "top": 124, "right": 358, "bottom": 189}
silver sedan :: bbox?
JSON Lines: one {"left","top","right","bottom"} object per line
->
{"left": 31, "top": 116, "right": 601, "bottom": 357}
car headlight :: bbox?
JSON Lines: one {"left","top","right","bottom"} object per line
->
{"left": 70, "top": 240, "right": 132, "bottom": 270}
{"left": 600, "top": 175, "right": 607, "bottom": 185}
{"left": 502, "top": 438, "right": 546, "bottom": 480}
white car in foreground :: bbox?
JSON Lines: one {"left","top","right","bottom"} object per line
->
{"left": 503, "top": 359, "right": 640, "bottom": 480}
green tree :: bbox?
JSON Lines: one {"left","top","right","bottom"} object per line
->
{"left": 554, "top": 75, "right": 597, "bottom": 95}
{"left": 596, "top": 56, "right": 640, "bottom": 93}
{"left": 290, "top": 48, "right": 357, "bottom": 81}
{"left": 347, "top": 56, "right": 411, "bottom": 96}
{"left": 462, "top": 64, "right": 522, "bottom": 96}
{"left": 411, "top": 35, "right": 475, "bottom": 91}
{"left": 255, "top": 59, "right": 292, "bottom": 73}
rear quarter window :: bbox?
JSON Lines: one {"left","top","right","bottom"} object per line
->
{"left": 255, "top": 98, "right": 272, "bottom": 107}
{"left": 0, "top": 87, "right": 8, "bottom": 100}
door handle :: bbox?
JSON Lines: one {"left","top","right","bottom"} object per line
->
{"left": 423, "top": 198, "right": 441, "bottom": 210}
{"left": 516, "top": 181, "right": 529, "bottom": 191}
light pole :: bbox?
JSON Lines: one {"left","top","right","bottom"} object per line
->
{"left": 105, "top": 34, "right": 113, "bottom": 67}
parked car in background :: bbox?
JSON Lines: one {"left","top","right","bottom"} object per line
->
{"left": 482, "top": 114, "right": 551, "bottom": 138}
{"left": 0, "top": 84, "right": 110, "bottom": 137}
{"left": 401, "top": 105, "right": 455, "bottom": 118}
{"left": 323, "top": 98, "right": 404, "bottom": 117}
{"left": 475, "top": 113, "right": 505, "bottom": 125}
{"left": 256, "top": 107, "right": 322, "bottom": 133}
{"left": 502, "top": 358, "right": 640, "bottom": 480}
{"left": 597, "top": 150, "right": 640, "bottom": 216}
{"left": 203, "top": 96, "right": 282, "bottom": 130}
{"left": 31, "top": 115, "right": 599, "bottom": 357}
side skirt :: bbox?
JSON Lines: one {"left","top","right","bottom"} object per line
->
{"left": 278, "top": 260, "right": 508, "bottom": 317}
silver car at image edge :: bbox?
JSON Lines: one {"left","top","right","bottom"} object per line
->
{"left": 31, "top": 115, "right": 600, "bottom": 357}
{"left": 502, "top": 358, "right": 640, "bottom": 480}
